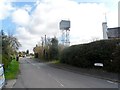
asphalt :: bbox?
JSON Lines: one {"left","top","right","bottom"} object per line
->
{"left": 47, "top": 61, "right": 120, "bottom": 83}
{"left": 4, "top": 57, "right": 120, "bottom": 88}
{"left": 33, "top": 58, "right": 120, "bottom": 83}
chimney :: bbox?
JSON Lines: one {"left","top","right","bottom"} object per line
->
{"left": 102, "top": 22, "right": 108, "bottom": 39}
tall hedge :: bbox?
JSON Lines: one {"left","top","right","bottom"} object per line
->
{"left": 111, "top": 45, "right": 120, "bottom": 73}
{"left": 60, "top": 39, "right": 120, "bottom": 72}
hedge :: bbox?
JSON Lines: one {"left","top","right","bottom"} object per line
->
{"left": 60, "top": 39, "right": 120, "bottom": 73}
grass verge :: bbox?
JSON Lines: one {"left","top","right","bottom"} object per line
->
{"left": 49, "top": 60, "right": 60, "bottom": 64}
{"left": 4, "top": 59, "right": 19, "bottom": 80}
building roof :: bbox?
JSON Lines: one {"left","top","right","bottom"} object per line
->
{"left": 107, "top": 27, "right": 120, "bottom": 38}
{"left": 107, "top": 27, "right": 120, "bottom": 30}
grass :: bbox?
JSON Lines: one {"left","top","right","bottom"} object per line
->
{"left": 5, "top": 59, "right": 19, "bottom": 80}
{"left": 49, "top": 60, "right": 60, "bottom": 64}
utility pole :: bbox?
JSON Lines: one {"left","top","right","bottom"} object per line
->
{"left": 45, "top": 35, "right": 46, "bottom": 46}
{"left": 41, "top": 37, "right": 44, "bottom": 47}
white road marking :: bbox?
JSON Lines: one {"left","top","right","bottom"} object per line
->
{"left": 107, "top": 80, "right": 117, "bottom": 84}
{"left": 55, "top": 79, "right": 64, "bottom": 87}
{"left": 26, "top": 60, "right": 31, "bottom": 64}
{"left": 26, "top": 60, "right": 41, "bottom": 70}
{"left": 26, "top": 59, "right": 64, "bottom": 87}
{"left": 26, "top": 60, "right": 34, "bottom": 65}
{"left": 48, "top": 73, "right": 64, "bottom": 87}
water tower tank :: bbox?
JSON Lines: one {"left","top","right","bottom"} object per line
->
{"left": 59, "top": 20, "right": 70, "bottom": 30}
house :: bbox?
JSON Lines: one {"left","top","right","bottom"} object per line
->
{"left": 102, "top": 22, "right": 120, "bottom": 39}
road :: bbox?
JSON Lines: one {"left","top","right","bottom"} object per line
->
{"left": 13, "top": 57, "right": 119, "bottom": 88}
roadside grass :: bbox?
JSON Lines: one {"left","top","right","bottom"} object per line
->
{"left": 49, "top": 60, "right": 60, "bottom": 64}
{"left": 5, "top": 59, "right": 19, "bottom": 80}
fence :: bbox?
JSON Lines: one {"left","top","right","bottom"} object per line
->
{"left": 0, "top": 64, "right": 5, "bottom": 89}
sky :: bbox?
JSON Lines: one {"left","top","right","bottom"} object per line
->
{"left": 0, "top": 0, "right": 119, "bottom": 53}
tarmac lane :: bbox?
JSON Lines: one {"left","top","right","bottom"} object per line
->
{"left": 13, "top": 57, "right": 119, "bottom": 88}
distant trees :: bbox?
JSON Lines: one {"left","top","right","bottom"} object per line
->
{"left": 26, "top": 49, "right": 29, "bottom": 56}
{"left": 26, "top": 50, "right": 29, "bottom": 54}
{"left": 33, "top": 36, "right": 59, "bottom": 60}
{"left": 18, "top": 50, "right": 29, "bottom": 57}
{"left": 33, "top": 45, "right": 40, "bottom": 58}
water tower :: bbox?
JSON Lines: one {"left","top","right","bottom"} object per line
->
{"left": 59, "top": 20, "right": 70, "bottom": 46}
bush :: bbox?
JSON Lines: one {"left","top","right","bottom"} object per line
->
{"left": 60, "top": 39, "right": 120, "bottom": 72}
{"left": 2, "top": 54, "right": 12, "bottom": 69}
{"left": 1, "top": 53, "right": 14, "bottom": 70}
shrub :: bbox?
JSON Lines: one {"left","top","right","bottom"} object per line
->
{"left": 2, "top": 54, "right": 10, "bottom": 69}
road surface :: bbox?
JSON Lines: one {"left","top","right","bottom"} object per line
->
{"left": 13, "top": 57, "right": 119, "bottom": 88}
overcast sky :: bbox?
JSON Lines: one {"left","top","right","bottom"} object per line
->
{"left": 0, "top": 0, "right": 119, "bottom": 53}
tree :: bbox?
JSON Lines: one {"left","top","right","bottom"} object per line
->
{"left": 33, "top": 45, "right": 41, "bottom": 58}
{"left": 8, "top": 36, "right": 21, "bottom": 51}
{"left": 49, "top": 37, "right": 59, "bottom": 60}
{"left": 26, "top": 50, "right": 29, "bottom": 55}
{"left": 1, "top": 30, "right": 21, "bottom": 69}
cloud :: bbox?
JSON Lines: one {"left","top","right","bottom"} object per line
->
{"left": 12, "top": 9, "right": 30, "bottom": 26}
{"left": 107, "top": 10, "right": 118, "bottom": 28}
{"left": 11, "top": 0, "right": 117, "bottom": 53}
{"left": 29, "top": 0, "right": 106, "bottom": 38}
{"left": 15, "top": 27, "right": 41, "bottom": 52}
{"left": 0, "top": 0, "right": 15, "bottom": 20}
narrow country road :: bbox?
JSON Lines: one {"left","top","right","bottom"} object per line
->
{"left": 13, "top": 57, "right": 119, "bottom": 88}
